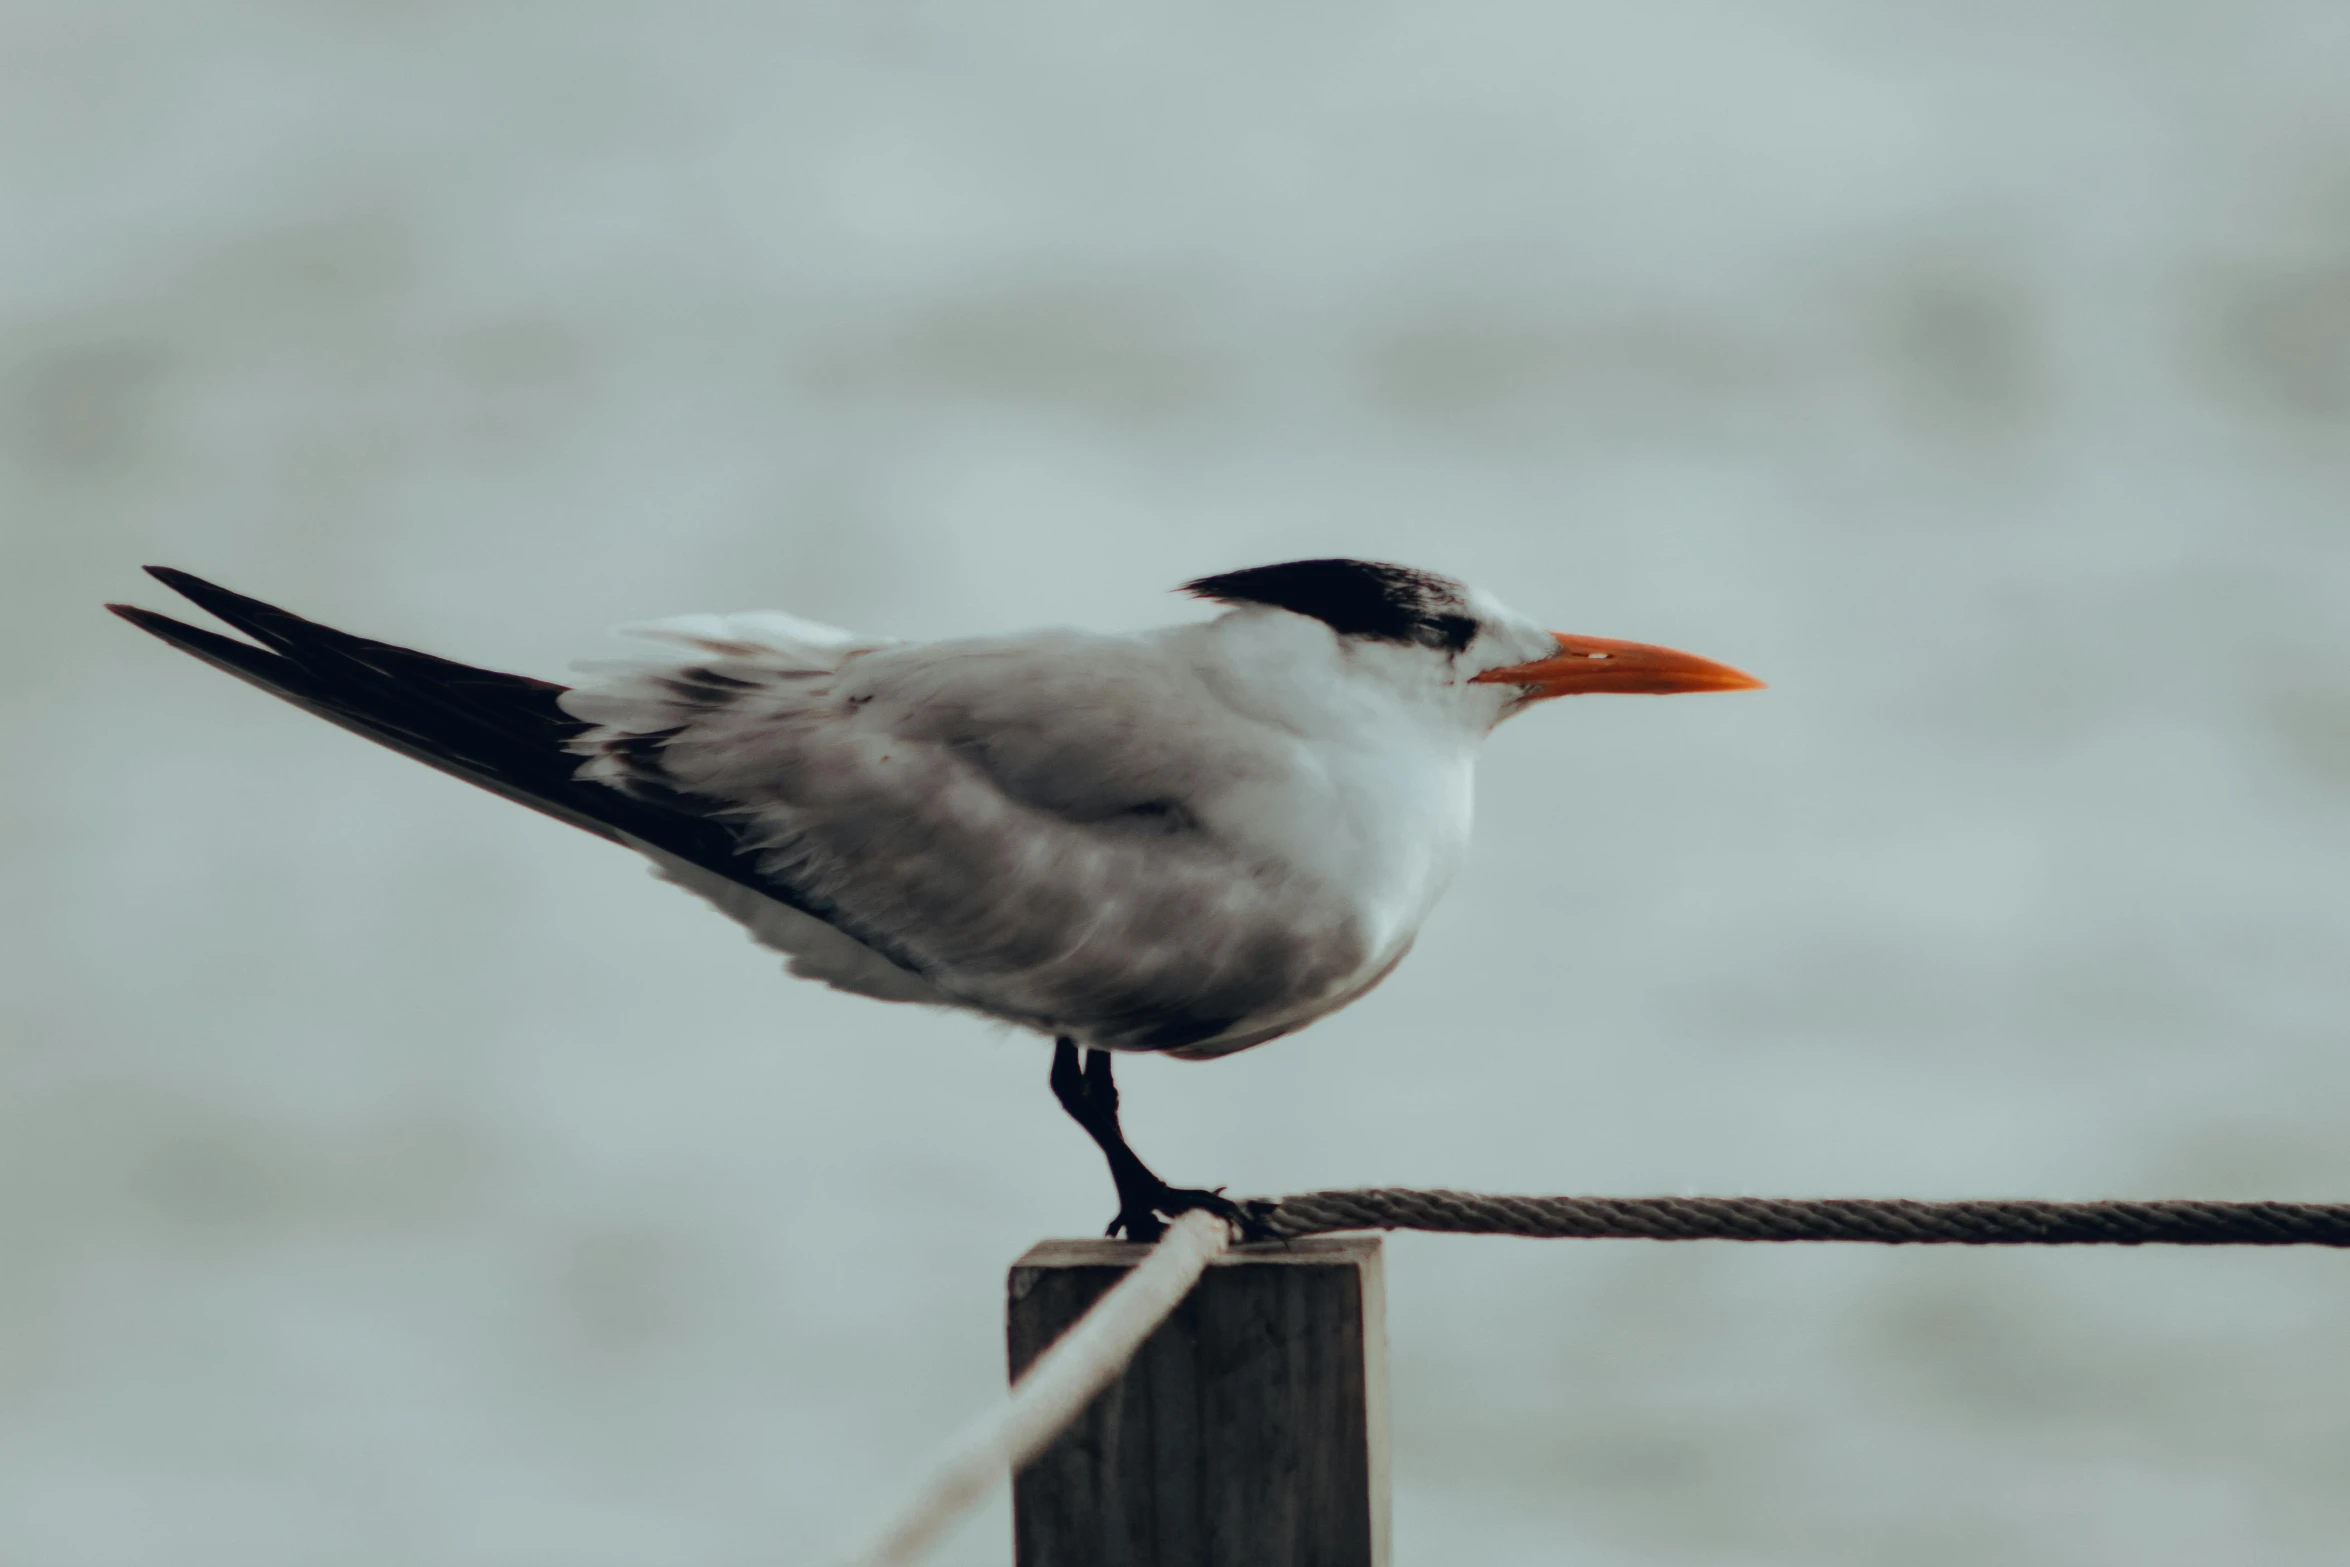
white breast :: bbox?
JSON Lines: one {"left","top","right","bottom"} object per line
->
{"left": 1174, "top": 612, "right": 1483, "bottom": 997}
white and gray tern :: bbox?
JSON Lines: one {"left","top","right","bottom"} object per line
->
{"left": 111, "top": 560, "right": 1760, "bottom": 1240}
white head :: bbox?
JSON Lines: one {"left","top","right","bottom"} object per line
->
{"left": 1183, "top": 558, "right": 1763, "bottom": 730}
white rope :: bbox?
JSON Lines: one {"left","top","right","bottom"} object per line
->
{"left": 824, "top": 1210, "right": 1232, "bottom": 1567}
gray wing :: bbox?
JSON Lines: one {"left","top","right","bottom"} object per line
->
{"left": 562, "top": 624, "right": 1375, "bottom": 1052}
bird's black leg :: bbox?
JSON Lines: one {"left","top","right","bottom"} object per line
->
{"left": 1049, "top": 1038, "right": 1275, "bottom": 1244}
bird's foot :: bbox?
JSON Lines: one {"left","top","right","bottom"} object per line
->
{"left": 1106, "top": 1182, "right": 1282, "bottom": 1246}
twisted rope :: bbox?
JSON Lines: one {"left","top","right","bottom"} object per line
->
{"left": 1260, "top": 1188, "right": 2350, "bottom": 1246}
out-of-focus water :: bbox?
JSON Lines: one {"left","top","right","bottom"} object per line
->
{"left": 6, "top": 3, "right": 2350, "bottom": 1562}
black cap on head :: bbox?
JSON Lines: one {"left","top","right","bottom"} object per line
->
{"left": 1183, "top": 559, "right": 1479, "bottom": 652}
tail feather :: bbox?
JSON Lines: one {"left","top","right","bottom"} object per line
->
{"left": 107, "top": 570, "right": 806, "bottom": 915}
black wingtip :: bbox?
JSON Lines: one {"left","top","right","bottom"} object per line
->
{"left": 141, "top": 565, "right": 270, "bottom": 624}
{"left": 107, "top": 601, "right": 184, "bottom": 633}
{"left": 106, "top": 571, "right": 825, "bottom": 925}
{"left": 106, "top": 598, "right": 282, "bottom": 666}
{"left": 130, "top": 567, "right": 380, "bottom": 667}
{"left": 141, "top": 564, "right": 207, "bottom": 594}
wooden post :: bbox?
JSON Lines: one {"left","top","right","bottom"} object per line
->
{"left": 1005, "top": 1235, "right": 1389, "bottom": 1567}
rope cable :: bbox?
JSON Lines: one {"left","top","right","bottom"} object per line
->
{"left": 1259, "top": 1188, "right": 2350, "bottom": 1246}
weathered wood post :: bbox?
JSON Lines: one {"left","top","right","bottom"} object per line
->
{"left": 1005, "top": 1235, "right": 1389, "bottom": 1567}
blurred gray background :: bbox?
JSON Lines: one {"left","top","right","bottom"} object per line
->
{"left": 7, "top": 2, "right": 2350, "bottom": 1563}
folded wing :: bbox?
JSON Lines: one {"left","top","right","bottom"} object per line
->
{"left": 565, "top": 629, "right": 1379, "bottom": 1053}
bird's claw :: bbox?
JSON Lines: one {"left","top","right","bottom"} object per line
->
{"left": 1107, "top": 1183, "right": 1283, "bottom": 1246}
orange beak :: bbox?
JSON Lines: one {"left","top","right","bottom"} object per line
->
{"left": 1469, "top": 632, "right": 1765, "bottom": 699}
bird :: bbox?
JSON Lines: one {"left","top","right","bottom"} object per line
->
{"left": 108, "top": 559, "right": 1761, "bottom": 1242}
